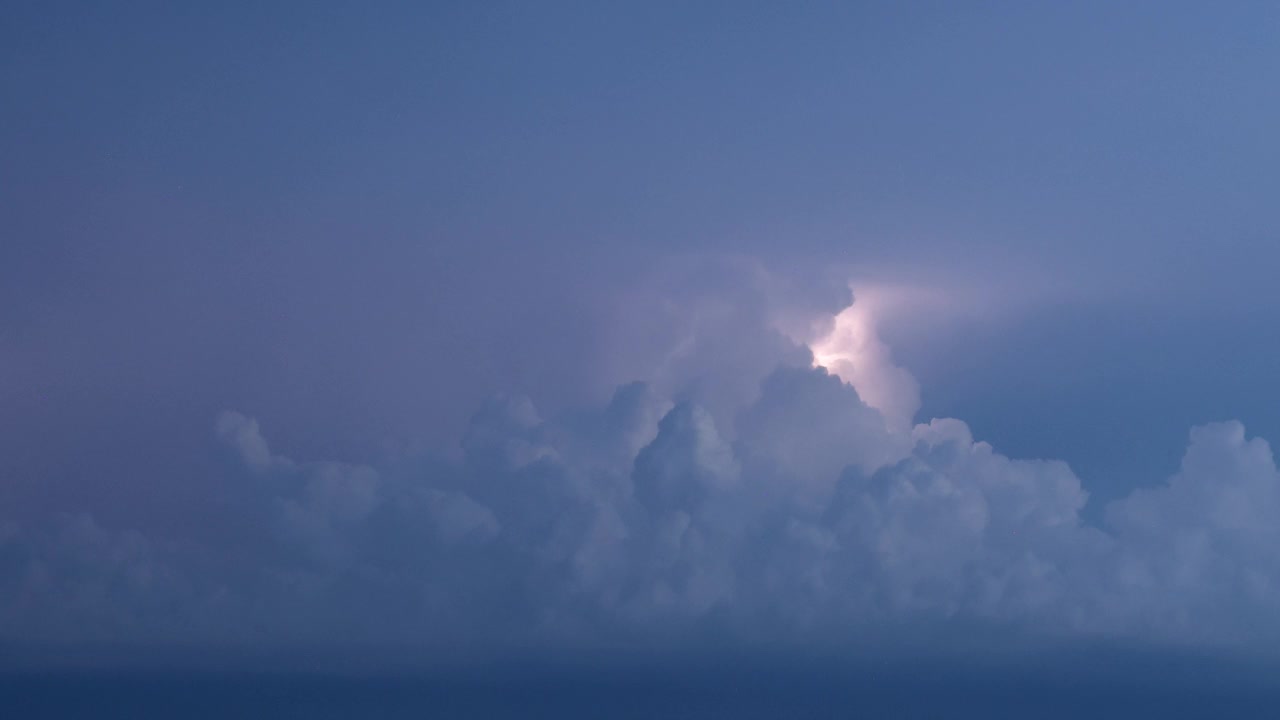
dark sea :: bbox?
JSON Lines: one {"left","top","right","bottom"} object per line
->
{"left": 4, "top": 649, "right": 1278, "bottom": 718}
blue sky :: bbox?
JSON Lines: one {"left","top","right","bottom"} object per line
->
{"left": 5, "top": 0, "right": 1280, "bottom": 712}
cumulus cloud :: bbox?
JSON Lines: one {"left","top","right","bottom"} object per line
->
{"left": 1101, "top": 421, "right": 1280, "bottom": 644}
{"left": 7, "top": 273, "right": 1280, "bottom": 658}
{"left": 736, "top": 366, "right": 908, "bottom": 506}
{"left": 819, "top": 418, "right": 1104, "bottom": 626}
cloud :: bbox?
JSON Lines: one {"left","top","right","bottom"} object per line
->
{"left": 0, "top": 513, "right": 209, "bottom": 644}
{"left": 599, "top": 256, "right": 850, "bottom": 432}
{"left": 819, "top": 418, "right": 1104, "bottom": 626}
{"left": 736, "top": 366, "right": 909, "bottom": 506}
{"left": 8, "top": 273, "right": 1280, "bottom": 660}
{"left": 1102, "top": 421, "right": 1280, "bottom": 644}
{"left": 808, "top": 286, "right": 921, "bottom": 430}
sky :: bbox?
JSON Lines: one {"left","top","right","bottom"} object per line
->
{"left": 6, "top": 0, "right": 1280, "bottom": 714}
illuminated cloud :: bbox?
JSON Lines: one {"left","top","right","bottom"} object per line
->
{"left": 808, "top": 286, "right": 922, "bottom": 431}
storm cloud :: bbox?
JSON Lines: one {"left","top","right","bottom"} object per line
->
{"left": 6, "top": 270, "right": 1280, "bottom": 661}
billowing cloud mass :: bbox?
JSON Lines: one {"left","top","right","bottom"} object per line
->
{"left": 5, "top": 266, "right": 1280, "bottom": 658}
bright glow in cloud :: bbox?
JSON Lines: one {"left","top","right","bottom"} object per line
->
{"left": 807, "top": 285, "right": 921, "bottom": 430}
